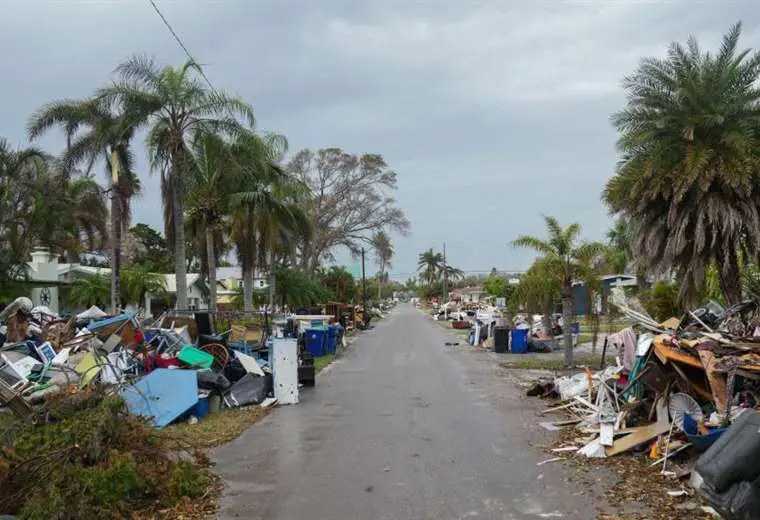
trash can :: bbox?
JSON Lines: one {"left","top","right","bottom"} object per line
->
{"left": 305, "top": 326, "right": 327, "bottom": 357}
{"left": 511, "top": 329, "right": 529, "bottom": 354}
{"left": 326, "top": 324, "right": 339, "bottom": 354}
{"left": 493, "top": 326, "right": 510, "bottom": 353}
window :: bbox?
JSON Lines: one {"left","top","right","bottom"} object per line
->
{"left": 188, "top": 298, "right": 199, "bottom": 311}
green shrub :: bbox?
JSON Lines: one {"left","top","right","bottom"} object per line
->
{"left": 0, "top": 392, "right": 213, "bottom": 519}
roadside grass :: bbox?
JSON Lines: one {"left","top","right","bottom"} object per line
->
{"left": 160, "top": 406, "right": 270, "bottom": 450}
{"left": 315, "top": 354, "right": 335, "bottom": 373}
{"left": 499, "top": 353, "right": 617, "bottom": 371}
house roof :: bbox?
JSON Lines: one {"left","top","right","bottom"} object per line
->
{"left": 216, "top": 266, "right": 242, "bottom": 279}
{"left": 452, "top": 286, "right": 484, "bottom": 294}
{"left": 162, "top": 273, "right": 201, "bottom": 293}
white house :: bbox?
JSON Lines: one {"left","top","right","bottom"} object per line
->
{"left": 451, "top": 286, "right": 486, "bottom": 303}
{"left": 26, "top": 248, "right": 270, "bottom": 314}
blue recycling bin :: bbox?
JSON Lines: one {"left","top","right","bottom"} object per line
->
{"left": 326, "top": 324, "right": 339, "bottom": 354}
{"left": 510, "top": 328, "right": 529, "bottom": 354}
{"left": 305, "top": 326, "right": 328, "bottom": 357}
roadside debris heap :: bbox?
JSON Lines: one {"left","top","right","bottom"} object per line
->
{"left": 0, "top": 301, "right": 315, "bottom": 426}
{"left": 0, "top": 301, "right": 322, "bottom": 517}
{"left": 527, "top": 289, "right": 760, "bottom": 520}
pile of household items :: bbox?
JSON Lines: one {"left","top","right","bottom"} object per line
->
{"left": 431, "top": 298, "right": 577, "bottom": 354}
{"left": 526, "top": 288, "right": 760, "bottom": 519}
{"left": 0, "top": 297, "right": 344, "bottom": 428}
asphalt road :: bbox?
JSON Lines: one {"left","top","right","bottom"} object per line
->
{"left": 213, "top": 305, "right": 600, "bottom": 519}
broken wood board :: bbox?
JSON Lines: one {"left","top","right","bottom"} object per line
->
{"left": 573, "top": 395, "right": 599, "bottom": 411}
{"left": 552, "top": 418, "right": 582, "bottom": 426}
{"left": 650, "top": 442, "right": 691, "bottom": 466}
{"left": 605, "top": 422, "right": 671, "bottom": 456}
{"left": 539, "top": 402, "right": 574, "bottom": 415}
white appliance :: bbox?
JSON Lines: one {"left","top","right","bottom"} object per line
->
{"left": 272, "top": 338, "right": 299, "bottom": 405}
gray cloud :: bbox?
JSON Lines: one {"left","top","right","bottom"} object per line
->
{"left": 2, "top": 0, "right": 758, "bottom": 279}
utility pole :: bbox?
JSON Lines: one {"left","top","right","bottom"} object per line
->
{"left": 361, "top": 248, "right": 368, "bottom": 326}
{"left": 443, "top": 242, "right": 448, "bottom": 319}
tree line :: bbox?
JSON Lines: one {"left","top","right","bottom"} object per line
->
{"left": 414, "top": 23, "right": 760, "bottom": 367}
{"left": 0, "top": 55, "right": 408, "bottom": 311}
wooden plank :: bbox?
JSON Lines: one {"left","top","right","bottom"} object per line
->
{"left": 539, "top": 402, "right": 574, "bottom": 415}
{"left": 669, "top": 361, "right": 714, "bottom": 402}
{"left": 654, "top": 342, "right": 702, "bottom": 369}
{"left": 605, "top": 422, "right": 671, "bottom": 457}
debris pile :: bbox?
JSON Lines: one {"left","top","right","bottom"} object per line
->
{"left": 0, "top": 299, "right": 343, "bottom": 434}
{"left": 528, "top": 289, "right": 760, "bottom": 519}
{"left": 0, "top": 298, "right": 349, "bottom": 515}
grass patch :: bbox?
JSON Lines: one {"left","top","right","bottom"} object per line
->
{"left": 315, "top": 354, "right": 336, "bottom": 373}
{"left": 499, "top": 353, "right": 617, "bottom": 371}
{"left": 160, "top": 406, "right": 269, "bottom": 450}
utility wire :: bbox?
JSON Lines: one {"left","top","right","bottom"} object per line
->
{"left": 147, "top": 0, "right": 525, "bottom": 280}
{"left": 147, "top": 0, "right": 216, "bottom": 92}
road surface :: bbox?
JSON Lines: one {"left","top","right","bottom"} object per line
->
{"left": 213, "top": 305, "right": 601, "bottom": 519}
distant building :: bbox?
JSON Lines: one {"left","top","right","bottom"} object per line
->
{"left": 451, "top": 286, "right": 485, "bottom": 303}
{"left": 25, "top": 248, "right": 267, "bottom": 314}
{"left": 572, "top": 274, "right": 637, "bottom": 315}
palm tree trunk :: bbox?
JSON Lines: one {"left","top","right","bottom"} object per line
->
{"left": 562, "top": 284, "right": 574, "bottom": 367}
{"left": 378, "top": 269, "right": 383, "bottom": 300}
{"left": 109, "top": 150, "right": 121, "bottom": 314}
{"left": 719, "top": 249, "right": 742, "bottom": 306}
{"left": 205, "top": 224, "right": 216, "bottom": 312}
{"left": 243, "top": 267, "right": 254, "bottom": 312}
{"left": 268, "top": 249, "right": 276, "bottom": 312}
{"left": 170, "top": 156, "right": 188, "bottom": 310}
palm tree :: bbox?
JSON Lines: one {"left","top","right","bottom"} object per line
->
{"left": 372, "top": 231, "right": 394, "bottom": 299}
{"left": 440, "top": 263, "right": 464, "bottom": 282}
{"left": 417, "top": 249, "right": 443, "bottom": 285}
{"left": 68, "top": 273, "right": 110, "bottom": 309}
{"left": 100, "top": 55, "right": 255, "bottom": 310}
{"left": 604, "top": 23, "right": 760, "bottom": 306}
{"left": 121, "top": 264, "right": 167, "bottom": 309}
{"left": 229, "top": 131, "right": 307, "bottom": 312}
{"left": 0, "top": 139, "right": 45, "bottom": 259}
{"left": 185, "top": 129, "right": 238, "bottom": 312}
{"left": 23, "top": 157, "right": 108, "bottom": 262}
{"left": 28, "top": 97, "right": 142, "bottom": 312}
{"left": 513, "top": 215, "right": 604, "bottom": 367}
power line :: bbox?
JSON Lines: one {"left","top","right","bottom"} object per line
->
{"left": 147, "top": 0, "right": 216, "bottom": 92}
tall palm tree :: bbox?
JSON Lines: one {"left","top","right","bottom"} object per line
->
{"left": 0, "top": 140, "right": 46, "bottom": 303}
{"left": 100, "top": 55, "right": 255, "bottom": 310}
{"left": 185, "top": 129, "right": 237, "bottom": 312}
{"left": 604, "top": 23, "right": 760, "bottom": 305}
{"left": 0, "top": 139, "right": 45, "bottom": 258}
{"left": 372, "top": 231, "right": 394, "bottom": 299}
{"left": 440, "top": 263, "right": 464, "bottom": 282}
{"left": 24, "top": 157, "right": 109, "bottom": 261}
{"left": 513, "top": 215, "right": 604, "bottom": 367}
{"left": 229, "top": 131, "right": 307, "bottom": 312}
{"left": 28, "top": 97, "right": 141, "bottom": 312}
{"left": 417, "top": 249, "right": 443, "bottom": 285}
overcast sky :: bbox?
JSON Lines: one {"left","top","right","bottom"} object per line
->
{"left": 2, "top": 1, "right": 758, "bottom": 280}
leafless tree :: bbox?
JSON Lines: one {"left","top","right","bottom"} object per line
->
{"left": 287, "top": 148, "right": 410, "bottom": 271}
